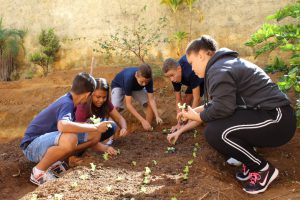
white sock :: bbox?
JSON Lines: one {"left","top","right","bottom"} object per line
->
{"left": 260, "top": 163, "right": 269, "bottom": 171}
{"left": 33, "top": 166, "right": 45, "bottom": 176}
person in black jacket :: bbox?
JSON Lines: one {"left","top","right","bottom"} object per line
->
{"left": 170, "top": 35, "right": 297, "bottom": 194}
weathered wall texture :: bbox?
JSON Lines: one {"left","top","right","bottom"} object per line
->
{"left": 0, "top": 0, "right": 296, "bottom": 74}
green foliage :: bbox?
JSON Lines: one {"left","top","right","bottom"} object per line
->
{"left": 173, "top": 31, "right": 189, "bottom": 56}
{"left": 94, "top": 6, "right": 168, "bottom": 64}
{"left": 0, "top": 18, "right": 25, "bottom": 81}
{"left": 184, "top": 0, "right": 198, "bottom": 12}
{"left": 264, "top": 56, "right": 288, "bottom": 73}
{"left": 245, "top": 1, "right": 300, "bottom": 126}
{"left": 160, "top": 0, "right": 183, "bottom": 13}
{"left": 30, "top": 28, "right": 60, "bottom": 76}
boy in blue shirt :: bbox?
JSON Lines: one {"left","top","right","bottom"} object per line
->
{"left": 162, "top": 55, "right": 204, "bottom": 142}
{"left": 20, "top": 72, "right": 112, "bottom": 186}
{"left": 111, "top": 64, "right": 162, "bottom": 131}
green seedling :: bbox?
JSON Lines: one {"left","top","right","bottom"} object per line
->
{"left": 171, "top": 197, "right": 178, "bottom": 200}
{"left": 143, "top": 176, "right": 151, "bottom": 184}
{"left": 89, "top": 115, "right": 112, "bottom": 128}
{"left": 140, "top": 185, "right": 147, "bottom": 193}
{"left": 90, "top": 163, "right": 96, "bottom": 171}
{"left": 178, "top": 103, "right": 187, "bottom": 111}
{"left": 103, "top": 152, "right": 109, "bottom": 161}
{"left": 183, "top": 165, "right": 190, "bottom": 180}
{"left": 162, "top": 128, "right": 168, "bottom": 134}
{"left": 152, "top": 160, "right": 158, "bottom": 166}
{"left": 107, "top": 123, "right": 112, "bottom": 128}
{"left": 116, "top": 176, "right": 124, "bottom": 182}
{"left": 31, "top": 194, "right": 38, "bottom": 200}
{"left": 144, "top": 167, "right": 151, "bottom": 176}
{"left": 165, "top": 146, "right": 176, "bottom": 154}
{"left": 195, "top": 143, "right": 200, "bottom": 148}
{"left": 188, "top": 160, "right": 194, "bottom": 165}
{"left": 117, "top": 149, "right": 121, "bottom": 155}
{"left": 79, "top": 174, "right": 89, "bottom": 180}
{"left": 90, "top": 115, "right": 101, "bottom": 124}
{"left": 70, "top": 181, "right": 78, "bottom": 189}
{"left": 193, "top": 152, "right": 197, "bottom": 158}
{"left": 54, "top": 194, "right": 64, "bottom": 200}
{"left": 132, "top": 161, "right": 137, "bottom": 166}
{"left": 106, "top": 185, "right": 112, "bottom": 192}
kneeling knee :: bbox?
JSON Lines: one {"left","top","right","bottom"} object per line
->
{"left": 204, "top": 124, "right": 223, "bottom": 146}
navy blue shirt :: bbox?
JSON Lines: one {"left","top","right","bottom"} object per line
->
{"left": 172, "top": 55, "right": 204, "bottom": 96}
{"left": 20, "top": 93, "right": 75, "bottom": 150}
{"left": 111, "top": 67, "right": 153, "bottom": 96}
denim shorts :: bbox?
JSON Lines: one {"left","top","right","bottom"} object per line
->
{"left": 77, "top": 121, "right": 117, "bottom": 144}
{"left": 22, "top": 131, "right": 61, "bottom": 163}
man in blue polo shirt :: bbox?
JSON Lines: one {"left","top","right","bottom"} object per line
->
{"left": 20, "top": 72, "right": 112, "bottom": 186}
{"left": 162, "top": 55, "right": 204, "bottom": 143}
{"left": 111, "top": 64, "right": 162, "bottom": 131}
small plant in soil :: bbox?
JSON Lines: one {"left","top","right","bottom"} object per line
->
{"left": 183, "top": 165, "right": 190, "bottom": 180}
{"left": 54, "top": 193, "right": 64, "bottom": 200}
{"left": 193, "top": 129, "right": 198, "bottom": 138}
{"left": 178, "top": 103, "right": 187, "bottom": 124}
{"left": 131, "top": 161, "right": 137, "bottom": 166}
{"left": 162, "top": 128, "right": 171, "bottom": 134}
{"left": 90, "top": 163, "right": 96, "bottom": 171}
{"left": 165, "top": 146, "right": 176, "bottom": 153}
{"left": 89, "top": 115, "right": 112, "bottom": 128}
{"left": 70, "top": 181, "right": 78, "bottom": 189}
{"left": 117, "top": 149, "right": 121, "bottom": 155}
{"left": 143, "top": 167, "right": 152, "bottom": 185}
{"left": 31, "top": 194, "right": 38, "bottom": 200}
{"left": 79, "top": 174, "right": 89, "bottom": 180}
{"left": 171, "top": 197, "right": 178, "bottom": 200}
{"left": 103, "top": 152, "right": 109, "bottom": 161}
{"left": 152, "top": 160, "right": 158, "bottom": 166}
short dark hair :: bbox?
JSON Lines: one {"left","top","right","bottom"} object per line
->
{"left": 137, "top": 63, "right": 152, "bottom": 79}
{"left": 71, "top": 72, "right": 96, "bottom": 94}
{"left": 186, "top": 35, "right": 217, "bottom": 55}
{"left": 162, "top": 58, "right": 180, "bottom": 73}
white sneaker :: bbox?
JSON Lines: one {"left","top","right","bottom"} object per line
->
{"left": 30, "top": 169, "right": 56, "bottom": 186}
{"left": 49, "top": 161, "right": 68, "bottom": 178}
{"left": 226, "top": 157, "right": 242, "bottom": 166}
{"left": 106, "top": 139, "right": 113, "bottom": 146}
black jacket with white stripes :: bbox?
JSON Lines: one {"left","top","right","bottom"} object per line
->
{"left": 200, "top": 48, "right": 290, "bottom": 123}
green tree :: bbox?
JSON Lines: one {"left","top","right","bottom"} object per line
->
{"left": 246, "top": 1, "right": 300, "bottom": 126}
{"left": 30, "top": 28, "right": 60, "bottom": 76}
{"left": 94, "top": 6, "right": 168, "bottom": 64}
{"left": 0, "top": 18, "right": 25, "bottom": 81}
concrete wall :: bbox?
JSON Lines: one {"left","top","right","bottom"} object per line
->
{"left": 0, "top": 0, "right": 296, "bottom": 74}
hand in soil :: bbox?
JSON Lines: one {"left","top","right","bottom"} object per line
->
{"left": 141, "top": 120, "right": 152, "bottom": 131}
{"left": 170, "top": 122, "right": 182, "bottom": 133}
{"left": 156, "top": 116, "right": 163, "bottom": 124}
{"left": 119, "top": 128, "right": 128, "bottom": 137}
{"left": 167, "top": 131, "right": 180, "bottom": 145}
{"left": 106, "top": 146, "right": 117, "bottom": 156}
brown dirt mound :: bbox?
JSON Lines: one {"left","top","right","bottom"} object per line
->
{"left": 0, "top": 67, "right": 300, "bottom": 200}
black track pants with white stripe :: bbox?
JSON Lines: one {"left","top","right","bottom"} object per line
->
{"left": 204, "top": 105, "right": 296, "bottom": 171}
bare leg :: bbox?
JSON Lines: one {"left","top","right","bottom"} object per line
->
{"left": 36, "top": 133, "right": 78, "bottom": 171}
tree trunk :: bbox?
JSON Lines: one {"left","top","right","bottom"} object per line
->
{"left": 0, "top": 53, "right": 15, "bottom": 81}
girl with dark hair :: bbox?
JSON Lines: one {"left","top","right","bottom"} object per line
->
{"left": 76, "top": 78, "right": 128, "bottom": 155}
{"left": 170, "top": 35, "right": 296, "bottom": 194}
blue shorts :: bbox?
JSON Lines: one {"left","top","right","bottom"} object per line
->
{"left": 22, "top": 131, "right": 61, "bottom": 163}
{"left": 77, "top": 121, "right": 117, "bottom": 144}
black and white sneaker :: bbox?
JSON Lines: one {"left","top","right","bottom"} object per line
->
{"left": 236, "top": 164, "right": 251, "bottom": 181}
{"left": 49, "top": 161, "right": 69, "bottom": 178}
{"left": 243, "top": 163, "right": 279, "bottom": 194}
